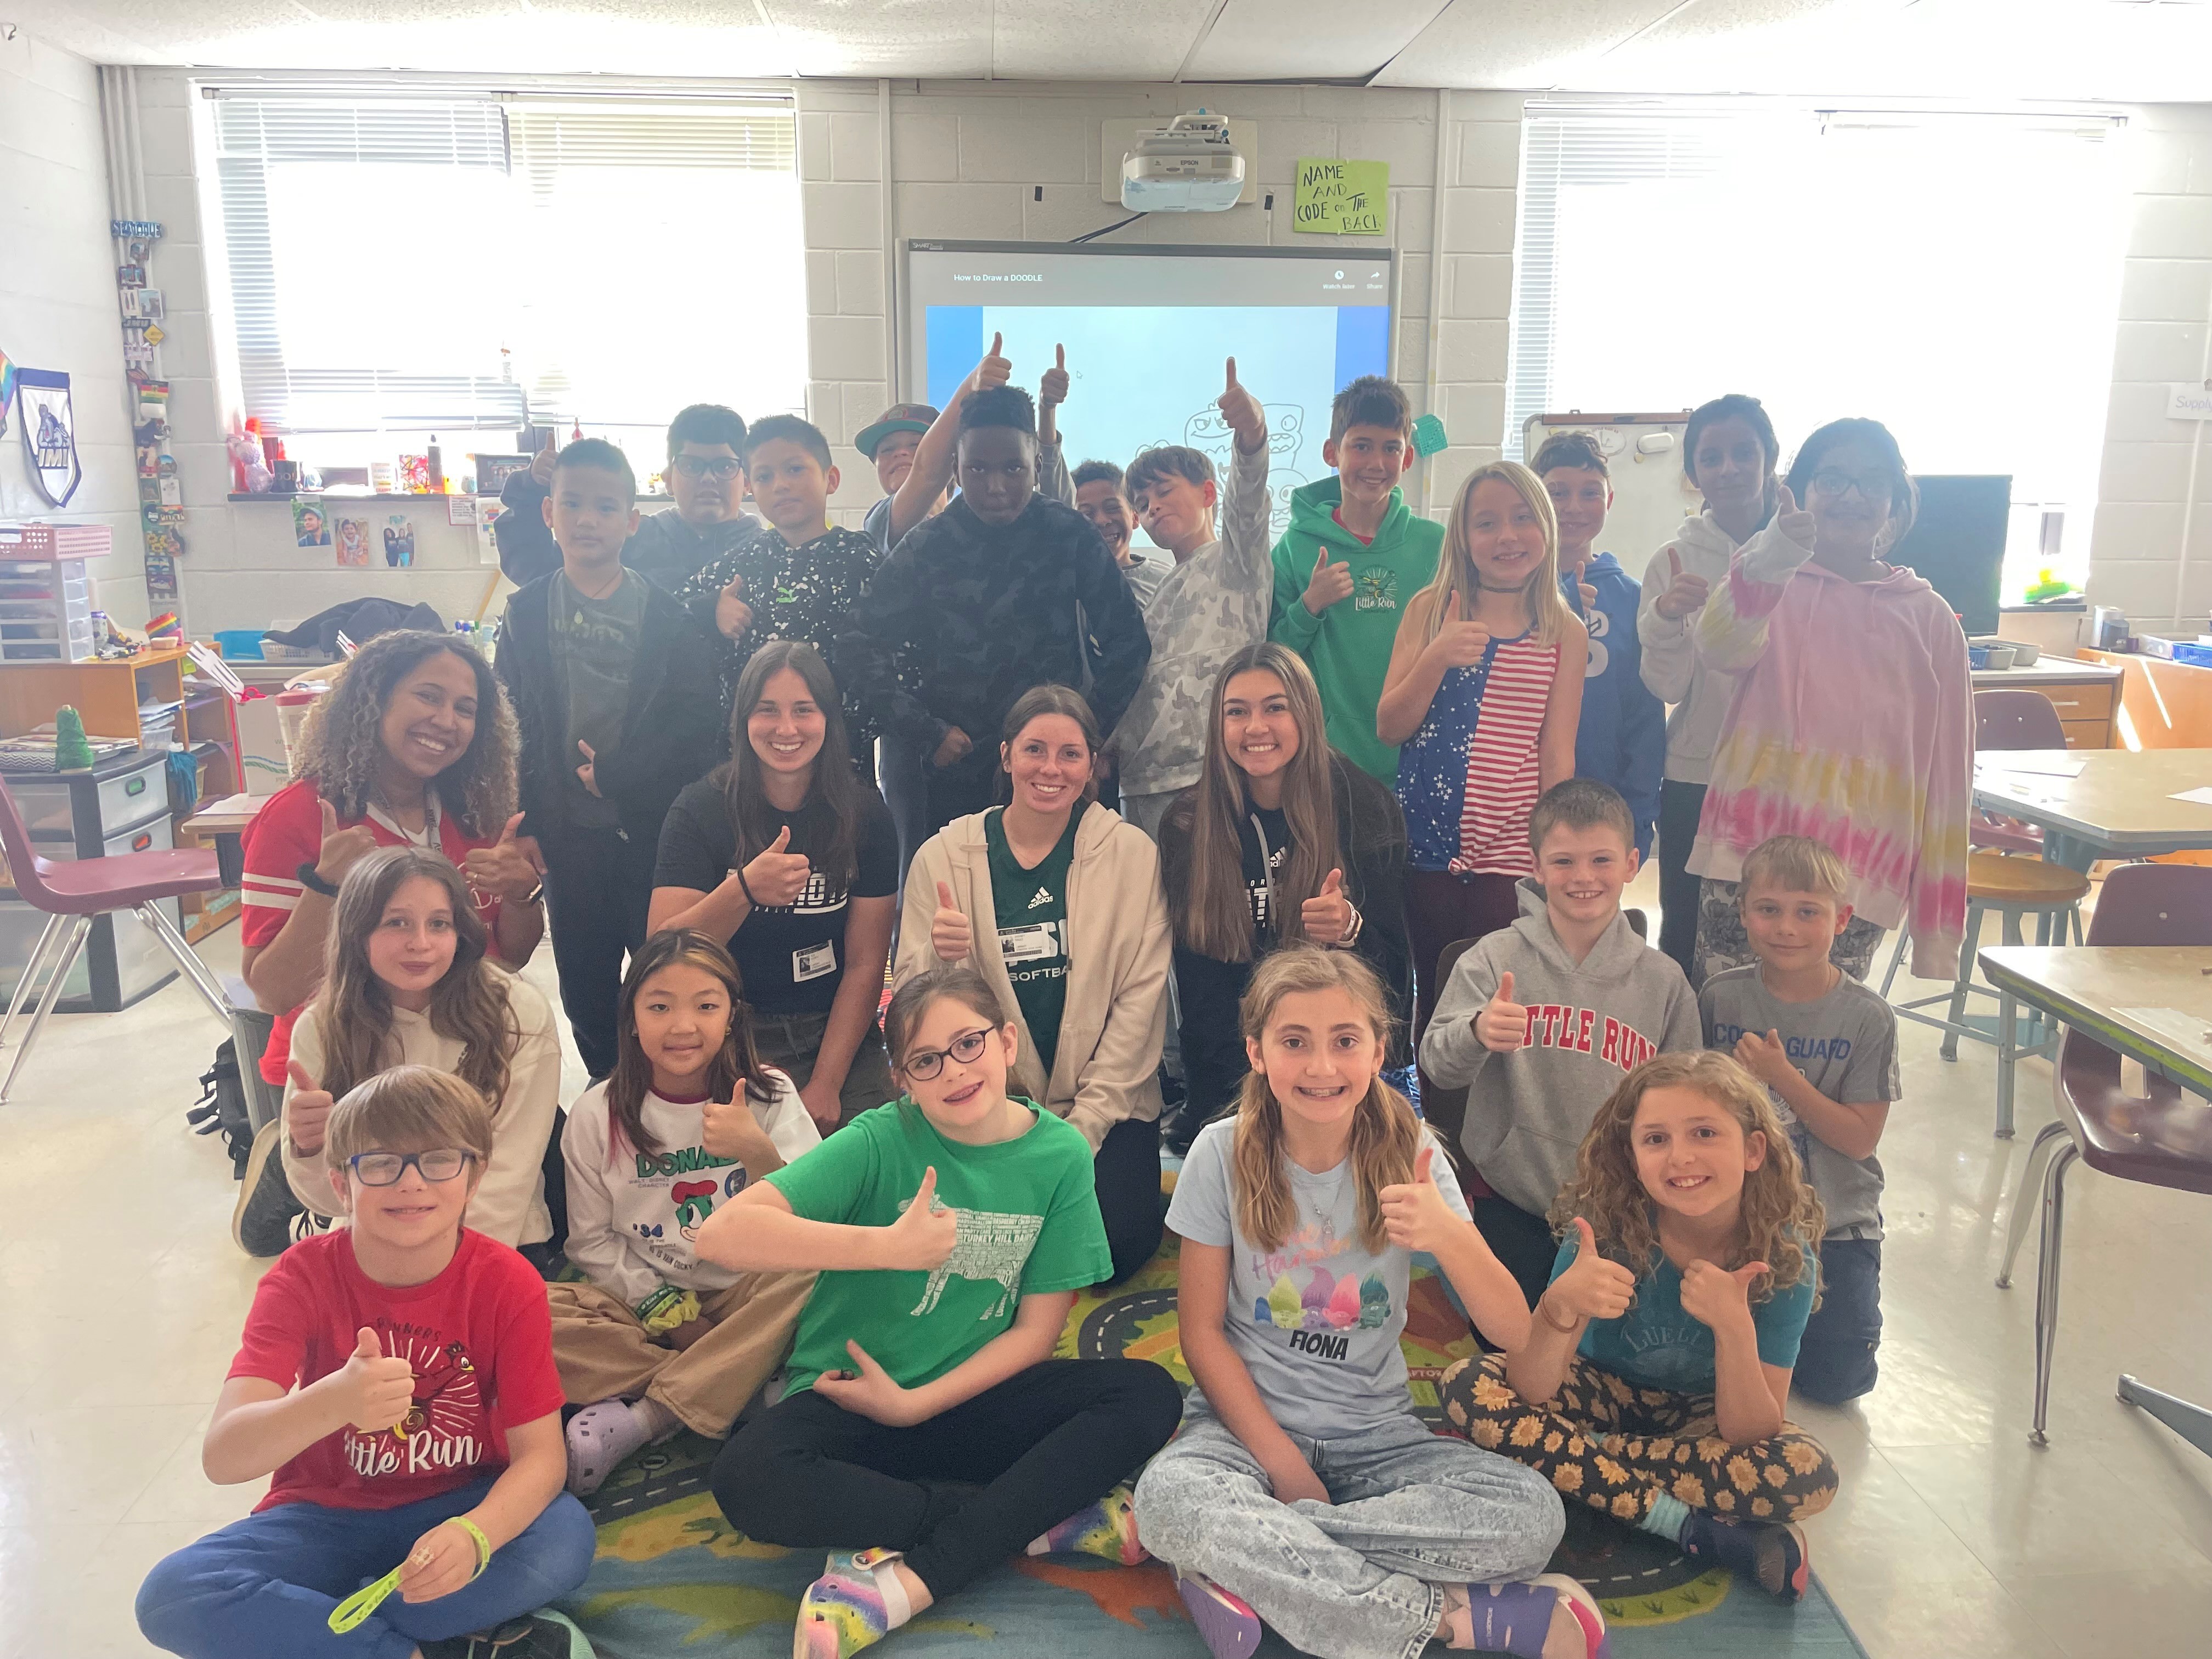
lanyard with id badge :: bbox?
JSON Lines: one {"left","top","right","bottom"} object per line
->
{"left": 998, "top": 919, "right": 1063, "bottom": 968}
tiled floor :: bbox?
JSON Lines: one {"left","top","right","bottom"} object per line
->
{"left": 1, "top": 871, "right": 2206, "bottom": 1659}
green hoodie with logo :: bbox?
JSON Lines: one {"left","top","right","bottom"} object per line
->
{"left": 1267, "top": 476, "right": 1445, "bottom": 786}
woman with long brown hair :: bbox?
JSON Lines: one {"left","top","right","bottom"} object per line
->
{"left": 1158, "top": 642, "right": 1410, "bottom": 1152}
{"left": 650, "top": 640, "right": 898, "bottom": 1132}
{"left": 278, "top": 847, "right": 562, "bottom": 1254}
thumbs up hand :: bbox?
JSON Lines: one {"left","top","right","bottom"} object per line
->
{"left": 285, "top": 1059, "right": 336, "bottom": 1156}
{"left": 930, "top": 880, "right": 974, "bottom": 963}
{"left": 1774, "top": 482, "right": 1817, "bottom": 553}
{"left": 462, "top": 811, "right": 540, "bottom": 904}
{"left": 314, "top": 798, "right": 378, "bottom": 890}
{"left": 970, "top": 333, "right": 1012, "bottom": 396}
{"left": 738, "top": 824, "right": 812, "bottom": 909}
{"left": 879, "top": 1167, "right": 960, "bottom": 1272}
{"left": 1427, "top": 590, "right": 1493, "bottom": 670}
{"left": 703, "top": 1090, "right": 781, "bottom": 1166}
{"left": 1379, "top": 1142, "right": 1462, "bottom": 1254}
{"left": 1301, "top": 544, "right": 1355, "bottom": 616}
{"left": 715, "top": 570, "right": 754, "bottom": 641}
{"left": 1679, "top": 1256, "right": 1769, "bottom": 1334}
{"left": 1652, "top": 546, "right": 1710, "bottom": 620}
{"left": 1300, "top": 867, "right": 1355, "bottom": 946}
{"left": 1733, "top": 1026, "right": 1796, "bottom": 1091}
{"left": 1475, "top": 970, "right": 1530, "bottom": 1053}
{"left": 1217, "top": 356, "right": 1265, "bottom": 452}
{"left": 332, "top": 1325, "right": 416, "bottom": 1434}
{"left": 1541, "top": 1217, "right": 1637, "bottom": 1325}
{"left": 1039, "top": 343, "right": 1070, "bottom": 410}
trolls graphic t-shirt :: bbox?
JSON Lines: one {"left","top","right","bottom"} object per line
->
{"left": 766, "top": 1098, "right": 1110, "bottom": 1396}
{"left": 228, "top": 1229, "right": 566, "bottom": 1514}
{"left": 1551, "top": 1233, "right": 1817, "bottom": 1394}
{"left": 1169, "top": 1117, "right": 1468, "bottom": 1440}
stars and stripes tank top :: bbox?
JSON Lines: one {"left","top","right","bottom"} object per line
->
{"left": 1396, "top": 630, "right": 1560, "bottom": 877}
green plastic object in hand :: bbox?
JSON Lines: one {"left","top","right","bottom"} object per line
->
{"left": 326, "top": 1516, "right": 493, "bottom": 1633}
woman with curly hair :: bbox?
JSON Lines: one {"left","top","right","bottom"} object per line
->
{"left": 236, "top": 631, "right": 543, "bottom": 1245}
{"left": 1438, "top": 1051, "right": 1838, "bottom": 1605}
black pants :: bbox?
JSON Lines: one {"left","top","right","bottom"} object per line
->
{"left": 878, "top": 737, "right": 933, "bottom": 901}
{"left": 539, "top": 823, "right": 658, "bottom": 1080}
{"left": 1094, "top": 1114, "right": 1165, "bottom": 1285}
{"left": 1471, "top": 1194, "right": 1560, "bottom": 1314}
{"left": 1656, "top": 780, "right": 1707, "bottom": 980}
{"left": 712, "top": 1359, "right": 1183, "bottom": 1600}
{"left": 924, "top": 762, "right": 1000, "bottom": 842}
{"left": 1793, "top": 1237, "right": 1882, "bottom": 1404}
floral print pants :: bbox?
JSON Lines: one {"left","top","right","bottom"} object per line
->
{"left": 1439, "top": 1353, "right": 1838, "bottom": 1526}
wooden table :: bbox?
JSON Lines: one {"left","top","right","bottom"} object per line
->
{"left": 1971, "top": 749, "right": 2212, "bottom": 872}
{"left": 1978, "top": 945, "right": 2212, "bottom": 1458}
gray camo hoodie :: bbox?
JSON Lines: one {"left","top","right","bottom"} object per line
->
{"left": 1421, "top": 877, "right": 1701, "bottom": 1217}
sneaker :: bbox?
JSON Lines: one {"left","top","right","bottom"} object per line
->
{"left": 1175, "top": 1569, "right": 1260, "bottom": 1659}
{"left": 232, "top": 1121, "right": 302, "bottom": 1257}
{"left": 1029, "top": 1481, "right": 1148, "bottom": 1565}
{"left": 796, "top": 1548, "right": 909, "bottom": 1659}
{"left": 290, "top": 1207, "right": 335, "bottom": 1246}
{"left": 419, "top": 1613, "right": 574, "bottom": 1659}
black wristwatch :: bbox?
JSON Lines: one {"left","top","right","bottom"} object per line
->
{"left": 297, "top": 859, "right": 341, "bottom": 898}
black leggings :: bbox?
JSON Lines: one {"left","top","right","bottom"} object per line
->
{"left": 1094, "top": 1114, "right": 1165, "bottom": 1284}
{"left": 1656, "top": 780, "right": 1706, "bottom": 981}
{"left": 712, "top": 1359, "right": 1183, "bottom": 1599}
{"left": 539, "top": 823, "right": 657, "bottom": 1080}
{"left": 1471, "top": 1194, "right": 1559, "bottom": 1314}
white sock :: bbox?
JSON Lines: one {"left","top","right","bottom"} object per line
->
{"left": 632, "top": 1395, "right": 680, "bottom": 1442}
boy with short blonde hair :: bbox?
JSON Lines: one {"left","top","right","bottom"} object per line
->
{"left": 1700, "top": 833, "right": 1899, "bottom": 1404}
{"left": 138, "top": 1066, "right": 595, "bottom": 1659}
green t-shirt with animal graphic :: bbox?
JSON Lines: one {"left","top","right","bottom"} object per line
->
{"left": 764, "top": 1097, "right": 1111, "bottom": 1395}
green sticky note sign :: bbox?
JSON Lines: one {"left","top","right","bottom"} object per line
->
{"left": 1293, "top": 159, "right": 1389, "bottom": 236}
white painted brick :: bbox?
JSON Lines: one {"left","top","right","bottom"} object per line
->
{"left": 890, "top": 112, "right": 960, "bottom": 182}
{"left": 1422, "top": 444, "right": 1492, "bottom": 507}
{"left": 956, "top": 115, "right": 1087, "bottom": 184}
{"left": 1442, "top": 188, "right": 1517, "bottom": 255}
{"left": 1259, "top": 120, "right": 1339, "bottom": 186}
{"left": 837, "top": 250, "right": 885, "bottom": 317}
{"left": 2125, "top": 127, "right": 2196, "bottom": 195}
{"left": 1333, "top": 121, "right": 1437, "bottom": 188}
{"left": 805, "top": 250, "right": 839, "bottom": 318}
{"left": 1186, "top": 85, "right": 1308, "bottom": 120}
{"left": 135, "top": 68, "right": 192, "bottom": 109}
{"left": 1397, "top": 253, "right": 1432, "bottom": 319}
{"left": 808, "top": 314, "right": 886, "bottom": 382}
{"left": 831, "top": 112, "right": 882, "bottom": 182}
{"left": 2102, "top": 380, "right": 2185, "bottom": 445}
{"left": 2089, "top": 500, "right": 2185, "bottom": 560}
{"left": 1022, "top": 188, "right": 1121, "bottom": 242}
{"left": 2097, "top": 441, "right": 2200, "bottom": 504}
{"left": 803, "top": 180, "right": 883, "bottom": 250}
{"left": 799, "top": 111, "right": 832, "bottom": 181}
{"left": 2108, "top": 319, "right": 2210, "bottom": 381}
{"left": 805, "top": 381, "right": 837, "bottom": 427}
{"left": 1435, "top": 318, "right": 1508, "bottom": 383}
{"left": 839, "top": 383, "right": 891, "bottom": 450}
{"left": 137, "top": 103, "right": 197, "bottom": 181}
{"left": 1455, "top": 122, "right": 1521, "bottom": 190}
{"left": 1300, "top": 86, "right": 1430, "bottom": 121}
{"left": 895, "top": 182, "right": 1025, "bottom": 240}
{"left": 2118, "top": 257, "right": 2212, "bottom": 323}
{"left": 1448, "top": 91, "right": 1527, "bottom": 125}
{"left": 1437, "top": 382, "right": 1507, "bottom": 450}
{"left": 1444, "top": 253, "right": 1513, "bottom": 319}
{"left": 2130, "top": 193, "right": 2212, "bottom": 260}
{"left": 172, "top": 442, "right": 233, "bottom": 505}
{"left": 2082, "top": 557, "right": 2194, "bottom": 631}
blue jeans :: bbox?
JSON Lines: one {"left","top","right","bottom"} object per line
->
{"left": 1134, "top": 1401, "right": 1564, "bottom": 1659}
{"left": 1794, "top": 1235, "right": 1883, "bottom": 1404}
{"left": 136, "top": 1476, "right": 597, "bottom": 1659}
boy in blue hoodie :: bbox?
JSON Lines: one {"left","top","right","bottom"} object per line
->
{"left": 1535, "top": 432, "right": 1666, "bottom": 860}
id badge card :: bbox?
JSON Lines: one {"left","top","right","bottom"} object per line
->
{"left": 997, "top": 921, "right": 1059, "bottom": 964}
{"left": 792, "top": 941, "right": 838, "bottom": 981}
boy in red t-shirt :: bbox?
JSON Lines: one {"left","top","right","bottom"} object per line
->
{"left": 138, "top": 1067, "right": 594, "bottom": 1659}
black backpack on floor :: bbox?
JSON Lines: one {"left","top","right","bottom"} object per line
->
{"left": 189, "top": 1039, "right": 255, "bottom": 1178}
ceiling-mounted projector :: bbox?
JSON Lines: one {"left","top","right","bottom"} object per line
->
{"left": 1121, "top": 111, "right": 1245, "bottom": 212}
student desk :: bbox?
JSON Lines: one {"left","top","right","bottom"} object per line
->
{"left": 1971, "top": 749, "right": 2212, "bottom": 872}
{"left": 1978, "top": 945, "right": 2212, "bottom": 1457}
{"left": 183, "top": 792, "right": 263, "bottom": 889}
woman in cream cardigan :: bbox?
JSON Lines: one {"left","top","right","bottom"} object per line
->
{"left": 899, "top": 682, "right": 1171, "bottom": 1283}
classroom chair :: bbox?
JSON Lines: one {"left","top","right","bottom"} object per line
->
{"left": 1970, "top": 690, "right": 2068, "bottom": 855}
{"left": 1994, "top": 861, "right": 2212, "bottom": 1445}
{"left": 0, "top": 773, "right": 231, "bottom": 1104}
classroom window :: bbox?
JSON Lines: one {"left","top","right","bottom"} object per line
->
{"left": 209, "top": 92, "right": 805, "bottom": 472}
{"left": 1505, "top": 104, "right": 2127, "bottom": 605}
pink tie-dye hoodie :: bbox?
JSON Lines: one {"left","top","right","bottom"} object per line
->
{"left": 1687, "top": 520, "right": 1972, "bottom": 981}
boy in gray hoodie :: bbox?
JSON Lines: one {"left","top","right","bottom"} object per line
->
{"left": 1420, "top": 779, "right": 1702, "bottom": 1306}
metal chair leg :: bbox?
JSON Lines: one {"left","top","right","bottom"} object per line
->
{"left": 0, "top": 911, "right": 65, "bottom": 1048}
{"left": 2117, "top": 1375, "right": 2212, "bottom": 1459}
{"left": 0, "top": 915, "right": 92, "bottom": 1105}
{"left": 2030, "top": 1142, "right": 2080, "bottom": 1447}
{"left": 137, "top": 901, "right": 232, "bottom": 1022}
{"left": 1878, "top": 925, "right": 1911, "bottom": 998}
{"left": 1997, "top": 1119, "right": 2073, "bottom": 1286}
{"left": 1940, "top": 901, "right": 1983, "bottom": 1062}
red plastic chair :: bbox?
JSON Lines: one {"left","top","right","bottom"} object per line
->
{"left": 0, "top": 771, "right": 232, "bottom": 1103}
{"left": 1995, "top": 862, "right": 2212, "bottom": 1444}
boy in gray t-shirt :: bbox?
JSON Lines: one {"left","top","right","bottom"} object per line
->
{"left": 1697, "top": 836, "right": 1901, "bottom": 1406}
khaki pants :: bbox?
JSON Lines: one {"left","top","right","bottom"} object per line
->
{"left": 548, "top": 1271, "right": 815, "bottom": 1438}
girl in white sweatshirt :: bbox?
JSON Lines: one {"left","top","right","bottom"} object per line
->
{"left": 552, "top": 929, "right": 822, "bottom": 1494}
{"left": 281, "top": 847, "right": 561, "bottom": 1253}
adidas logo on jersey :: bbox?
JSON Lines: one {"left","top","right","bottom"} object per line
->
{"left": 1028, "top": 887, "right": 1053, "bottom": 910}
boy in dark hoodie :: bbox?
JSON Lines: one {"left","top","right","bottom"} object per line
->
{"left": 1420, "top": 779, "right": 1701, "bottom": 1306}
{"left": 1267, "top": 376, "right": 1444, "bottom": 788}
{"left": 1535, "top": 432, "right": 1667, "bottom": 859}
{"left": 496, "top": 439, "right": 726, "bottom": 1079}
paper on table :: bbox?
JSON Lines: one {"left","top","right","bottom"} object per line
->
{"left": 2114, "top": 1006, "right": 2212, "bottom": 1058}
{"left": 2169, "top": 786, "right": 2212, "bottom": 806}
{"left": 1977, "top": 757, "right": 2086, "bottom": 778}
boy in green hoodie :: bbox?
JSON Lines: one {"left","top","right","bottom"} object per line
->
{"left": 1267, "top": 376, "right": 1444, "bottom": 786}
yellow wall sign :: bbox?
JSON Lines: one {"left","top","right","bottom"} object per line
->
{"left": 1293, "top": 159, "right": 1389, "bottom": 235}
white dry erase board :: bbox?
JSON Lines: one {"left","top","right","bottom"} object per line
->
{"left": 1522, "top": 412, "right": 1701, "bottom": 576}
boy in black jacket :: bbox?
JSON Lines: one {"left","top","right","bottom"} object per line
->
{"left": 496, "top": 439, "right": 725, "bottom": 1077}
{"left": 838, "top": 386, "right": 1150, "bottom": 837}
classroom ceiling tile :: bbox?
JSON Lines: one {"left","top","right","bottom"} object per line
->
{"left": 989, "top": 0, "right": 1221, "bottom": 80}
{"left": 754, "top": 0, "right": 992, "bottom": 79}
{"left": 1368, "top": 0, "right": 1700, "bottom": 88}
{"left": 1182, "top": 0, "right": 1455, "bottom": 82}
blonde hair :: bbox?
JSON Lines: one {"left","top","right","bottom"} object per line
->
{"left": 1412, "top": 460, "right": 1573, "bottom": 651}
{"left": 1232, "top": 947, "right": 1424, "bottom": 1254}
{"left": 1738, "top": 834, "right": 1849, "bottom": 905}
{"left": 1549, "top": 1051, "right": 1824, "bottom": 1307}
{"left": 325, "top": 1065, "right": 495, "bottom": 1171}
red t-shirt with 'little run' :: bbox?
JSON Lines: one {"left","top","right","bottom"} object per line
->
{"left": 227, "top": 1228, "right": 565, "bottom": 1513}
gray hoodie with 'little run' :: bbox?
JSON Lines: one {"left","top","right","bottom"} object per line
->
{"left": 1420, "top": 877, "right": 1702, "bottom": 1218}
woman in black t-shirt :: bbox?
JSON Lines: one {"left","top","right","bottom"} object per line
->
{"left": 651, "top": 640, "right": 898, "bottom": 1132}
{"left": 1158, "top": 642, "right": 1412, "bottom": 1151}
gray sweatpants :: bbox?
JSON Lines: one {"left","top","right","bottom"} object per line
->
{"left": 1133, "top": 1401, "right": 1564, "bottom": 1659}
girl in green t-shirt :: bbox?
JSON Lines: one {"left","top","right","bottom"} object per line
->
{"left": 694, "top": 965, "right": 1182, "bottom": 1659}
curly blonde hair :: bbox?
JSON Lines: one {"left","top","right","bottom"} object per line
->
{"left": 289, "top": 630, "right": 516, "bottom": 836}
{"left": 1548, "top": 1051, "right": 1825, "bottom": 1307}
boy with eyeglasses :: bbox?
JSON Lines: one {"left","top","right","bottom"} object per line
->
{"left": 137, "top": 1067, "right": 597, "bottom": 1659}
{"left": 495, "top": 403, "right": 760, "bottom": 590}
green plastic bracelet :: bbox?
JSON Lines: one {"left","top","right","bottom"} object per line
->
{"left": 326, "top": 1516, "right": 492, "bottom": 1633}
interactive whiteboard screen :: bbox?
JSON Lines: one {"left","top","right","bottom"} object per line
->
{"left": 906, "top": 241, "right": 1394, "bottom": 543}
